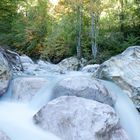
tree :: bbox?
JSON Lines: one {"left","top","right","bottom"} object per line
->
{"left": 65, "top": 0, "right": 83, "bottom": 59}
{"left": 76, "top": 2, "right": 83, "bottom": 59}
{"left": 0, "top": 0, "right": 139, "bottom": 63}
{"left": 10, "top": 0, "right": 49, "bottom": 58}
{"left": 90, "top": 0, "right": 98, "bottom": 59}
{"left": 0, "top": 0, "right": 22, "bottom": 45}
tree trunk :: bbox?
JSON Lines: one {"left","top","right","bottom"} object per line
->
{"left": 119, "top": 0, "right": 125, "bottom": 34}
{"left": 76, "top": 5, "right": 82, "bottom": 59}
{"left": 91, "top": 12, "right": 97, "bottom": 59}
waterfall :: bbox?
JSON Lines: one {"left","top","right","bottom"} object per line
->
{"left": 30, "top": 71, "right": 92, "bottom": 111}
{"left": 102, "top": 80, "right": 140, "bottom": 140}
{"left": 30, "top": 74, "right": 62, "bottom": 111}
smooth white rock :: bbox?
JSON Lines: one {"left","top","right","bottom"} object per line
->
{"left": 22, "top": 60, "right": 65, "bottom": 75}
{"left": 58, "top": 57, "right": 87, "bottom": 71}
{"left": 52, "top": 76, "right": 115, "bottom": 106}
{"left": 58, "top": 57, "right": 80, "bottom": 71}
{"left": 37, "top": 62, "right": 65, "bottom": 74}
{"left": 34, "top": 96, "right": 129, "bottom": 140}
{"left": 12, "top": 77, "right": 48, "bottom": 101}
{"left": 0, "top": 130, "right": 11, "bottom": 140}
{"left": 97, "top": 46, "right": 140, "bottom": 109}
{"left": 81, "top": 64, "right": 100, "bottom": 73}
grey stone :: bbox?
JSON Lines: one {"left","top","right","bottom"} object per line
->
{"left": 12, "top": 77, "right": 48, "bottom": 101}
{"left": 81, "top": 64, "right": 100, "bottom": 73}
{"left": 52, "top": 76, "right": 115, "bottom": 106}
{"left": 0, "top": 52, "right": 11, "bottom": 96}
{"left": 34, "top": 96, "right": 129, "bottom": 140}
{"left": 58, "top": 57, "right": 87, "bottom": 71}
{"left": 0, "top": 130, "right": 11, "bottom": 140}
{"left": 96, "top": 46, "right": 140, "bottom": 109}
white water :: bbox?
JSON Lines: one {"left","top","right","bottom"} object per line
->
{"left": 102, "top": 80, "right": 140, "bottom": 140}
{"left": 0, "top": 74, "right": 63, "bottom": 140}
{"left": 30, "top": 71, "right": 91, "bottom": 110}
{"left": 0, "top": 71, "right": 91, "bottom": 140}
{"left": 0, "top": 71, "right": 139, "bottom": 140}
{"left": 0, "top": 102, "right": 61, "bottom": 140}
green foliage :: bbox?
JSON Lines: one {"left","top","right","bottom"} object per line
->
{"left": 0, "top": 0, "right": 140, "bottom": 63}
{"left": 41, "top": 40, "right": 72, "bottom": 63}
{"left": 0, "top": 0, "right": 19, "bottom": 45}
{"left": 96, "top": 33, "right": 140, "bottom": 63}
{"left": 10, "top": 0, "right": 48, "bottom": 58}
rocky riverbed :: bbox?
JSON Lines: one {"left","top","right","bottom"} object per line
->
{"left": 0, "top": 46, "right": 140, "bottom": 140}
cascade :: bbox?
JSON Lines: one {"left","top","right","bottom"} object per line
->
{"left": 0, "top": 73, "right": 62, "bottom": 140}
{"left": 102, "top": 80, "right": 140, "bottom": 140}
{"left": 0, "top": 70, "right": 139, "bottom": 140}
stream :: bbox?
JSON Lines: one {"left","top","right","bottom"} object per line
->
{"left": 0, "top": 71, "right": 139, "bottom": 140}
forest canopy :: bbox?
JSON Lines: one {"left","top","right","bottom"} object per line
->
{"left": 0, "top": 0, "right": 140, "bottom": 63}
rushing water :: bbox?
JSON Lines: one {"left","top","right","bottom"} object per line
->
{"left": 0, "top": 73, "right": 63, "bottom": 140}
{"left": 0, "top": 102, "right": 61, "bottom": 140}
{"left": 102, "top": 80, "right": 140, "bottom": 140}
{"left": 0, "top": 71, "right": 139, "bottom": 140}
{"left": 0, "top": 71, "right": 91, "bottom": 140}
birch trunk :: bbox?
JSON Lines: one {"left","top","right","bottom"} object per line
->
{"left": 91, "top": 12, "right": 97, "bottom": 59}
{"left": 76, "top": 5, "right": 82, "bottom": 59}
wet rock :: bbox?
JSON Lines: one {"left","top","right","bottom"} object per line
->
{"left": 0, "top": 50, "right": 12, "bottom": 96}
{"left": 52, "top": 76, "right": 115, "bottom": 106}
{"left": 0, "top": 130, "right": 11, "bottom": 140}
{"left": 34, "top": 96, "right": 129, "bottom": 140}
{"left": 58, "top": 57, "right": 87, "bottom": 71}
{"left": 81, "top": 64, "right": 100, "bottom": 73}
{"left": 96, "top": 46, "right": 140, "bottom": 109}
{"left": 21, "top": 59, "right": 65, "bottom": 76}
{"left": 37, "top": 60, "right": 65, "bottom": 74}
{"left": 12, "top": 77, "right": 47, "bottom": 101}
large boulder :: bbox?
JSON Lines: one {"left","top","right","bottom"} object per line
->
{"left": 12, "top": 77, "right": 47, "bottom": 101}
{"left": 52, "top": 76, "right": 115, "bottom": 106}
{"left": 34, "top": 96, "right": 129, "bottom": 140}
{"left": 0, "top": 50, "right": 11, "bottom": 96}
{"left": 37, "top": 60, "right": 65, "bottom": 74}
{"left": 81, "top": 64, "right": 100, "bottom": 73}
{"left": 96, "top": 46, "right": 140, "bottom": 109}
{"left": 0, "top": 130, "right": 11, "bottom": 140}
{"left": 1, "top": 49, "right": 23, "bottom": 72}
{"left": 21, "top": 59, "right": 65, "bottom": 76}
{"left": 58, "top": 57, "right": 87, "bottom": 71}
